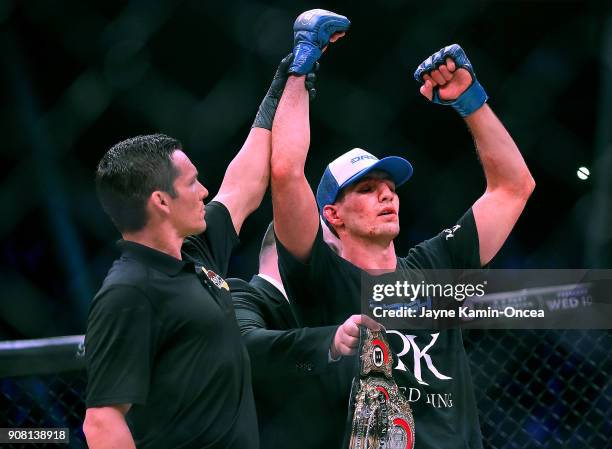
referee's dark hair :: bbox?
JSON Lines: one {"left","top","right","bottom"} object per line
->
{"left": 259, "top": 222, "right": 276, "bottom": 265}
{"left": 95, "top": 134, "right": 181, "bottom": 233}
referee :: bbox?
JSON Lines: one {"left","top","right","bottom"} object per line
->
{"left": 83, "top": 54, "right": 300, "bottom": 449}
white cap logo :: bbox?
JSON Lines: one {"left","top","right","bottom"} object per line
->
{"left": 328, "top": 148, "right": 379, "bottom": 185}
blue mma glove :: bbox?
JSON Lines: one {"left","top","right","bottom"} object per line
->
{"left": 289, "top": 9, "right": 350, "bottom": 75}
{"left": 414, "top": 44, "right": 488, "bottom": 117}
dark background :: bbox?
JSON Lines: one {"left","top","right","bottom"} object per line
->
{"left": 1, "top": 0, "right": 610, "bottom": 339}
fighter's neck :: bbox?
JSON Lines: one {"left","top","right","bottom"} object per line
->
{"left": 339, "top": 237, "right": 397, "bottom": 272}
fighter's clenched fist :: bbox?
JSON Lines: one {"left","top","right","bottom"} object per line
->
{"left": 289, "top": 8, "right": 350, "bottom": 75}
{"left": 414, "top": 44, "right": 488, "bottom": 117}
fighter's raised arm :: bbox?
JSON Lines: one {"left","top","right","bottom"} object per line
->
{"left": 213, "top": 54, "right": 295, "bottom": 235}
{"left": 271, "top": 9, "right": 350, "bottom": 261}
{"left": 414, "top": 44, "right": 535, "bottom": 266}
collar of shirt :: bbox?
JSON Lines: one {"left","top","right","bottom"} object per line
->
{"left": 256, "top": 274, "right": 288, "bottom": 302}
{"left": 117, "top": 239, "right": 191, "bottom": 276}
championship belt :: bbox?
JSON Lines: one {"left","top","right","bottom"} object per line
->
{"left": 347, "top": 328, "right": 415, "bottom": 449}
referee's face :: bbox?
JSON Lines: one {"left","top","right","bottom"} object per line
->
{"left": 168, "top": 150, "right": 209, "bottom": 237}
{"left": 333, "top": 172, "right": 400, "bottom": 242}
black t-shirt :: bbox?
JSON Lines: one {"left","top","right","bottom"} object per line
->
{"left": 86, "top": 201, "right": 258, "bottom": 449}
{"left": 277, "top": 209, "right": 483, "bottom": 449}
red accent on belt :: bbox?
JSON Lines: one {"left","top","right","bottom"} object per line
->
{"left": 376, "top": 386, "right": 390, "bottom": 400}
{"left": 393, "top": 417, "right": 414, "bottom": 449}
{"left": 372, "top": 338, "right": 389, "bottom": 363}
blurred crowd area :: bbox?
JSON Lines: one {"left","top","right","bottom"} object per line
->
{"left": 0, "top": 0, "right": 610, "bottom": 339}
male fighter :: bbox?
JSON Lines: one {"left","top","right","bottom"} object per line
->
{"left": 270, "top": 9, "right": 534, "bottom": 449}
{"left": 83, "top": 55, "right": 308, "bottom": 449}
{"left": 231, "top": 222, "right": 380, "bottom": 449}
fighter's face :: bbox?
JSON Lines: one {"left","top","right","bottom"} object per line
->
{"left": 167, "top": 150, "right": 209, "bottom": 237}
{"left": 332, "top": 172, "right": 400, "bottom": 241}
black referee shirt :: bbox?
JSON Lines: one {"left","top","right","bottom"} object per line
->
{"left": 85, "top": 201, "right": 258, "bottom": 449}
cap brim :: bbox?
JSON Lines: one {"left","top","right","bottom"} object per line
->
{"left": 338, "top": 156, "right": 413, "bottom": 192}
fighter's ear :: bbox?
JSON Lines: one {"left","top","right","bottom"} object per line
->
{"left": 323, "top": 204, "right": 343, "bottom": 227}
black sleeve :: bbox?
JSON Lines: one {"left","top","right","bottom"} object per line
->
{"left": 85, "top": 286, "right": 155, "bottom": 407}
{"left": 275, "top": 224, "right": 342, "bottom": 325}
{"left": 229, "top": 278, "right": 338, "bottom": 379}
{"left": 183, "top": 201, "right": 239, "bottom": 276}
{"left": 405, "top": 208, "right": 482, "bottom": 270}
{"left": 274, "top": 236, "right": 311, "bottom": 304}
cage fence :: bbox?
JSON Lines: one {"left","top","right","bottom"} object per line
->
{"left": 0, "top": 331, "right": 610, "bottom": 449}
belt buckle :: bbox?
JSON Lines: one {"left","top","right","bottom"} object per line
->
{"left": 348, "top": 328, "right": 415, "bottom": 449}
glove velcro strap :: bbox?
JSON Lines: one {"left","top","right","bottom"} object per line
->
{"left": 289, "top": 42, "right": 321, "bottom": 75}
{"left": 448, "top": 79, "right": 488, "bottom": 117}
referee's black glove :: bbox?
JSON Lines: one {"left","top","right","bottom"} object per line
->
{"left": 252, "top": 54, "right": 319, "bottom": 130}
